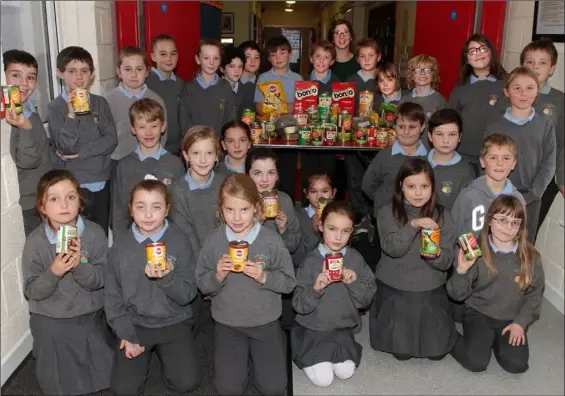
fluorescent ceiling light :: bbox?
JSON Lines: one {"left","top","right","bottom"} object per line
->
{"left": 286, "top": 1, "right": 296, "bottom": 4}
{"left": 346, "top": 8, "right": 352, "bottom": 12}
{"left": 285, "top": 7, "right": 293, "bottom": 12}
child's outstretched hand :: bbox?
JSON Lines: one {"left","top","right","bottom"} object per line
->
{"left": 275, "top": 211, "right": 288, "bottom": 234}
{"left": 243, "top": 261, "right": 266, "bottom": 284}
{"left": 120, "top": 340, "right": 145, "bottom": 359}
{"left": 5, "top": 107, "right": 31, "bottom": 130}
{"left": 456, "top": 249, "right": 477, "bottom": 274}
{"left": 502, "top": 323, "right": 525, "bottom": 346}
{"left": 216, "top": 254, "right": 233, "bottom": 282}
{"left": 342, "top": 268, "right": 357, "bottom": 284}
{"left": 411, "top": 217, "right": 439, "bottom": 231}
{"left": 145, "top": 263, "right": 171, "bottom": 279}
{"left": 314, "top": 271, "right": 331, "bottom": 293}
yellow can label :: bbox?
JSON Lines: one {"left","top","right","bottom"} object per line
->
{"left": 229, "top": 246, "right": 248, "bottom": 272}
{"left": 72, "top": 89, "right": 90, "bottom": 113}
{"left": 262, "top": 195, "right": 279, "bottom": 218}
{"left": 146, "top": 243, "right": 167, "bottom": 270}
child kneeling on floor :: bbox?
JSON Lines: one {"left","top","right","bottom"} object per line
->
{"left": 292, "top": 201, "right": 376, "bottom": 387}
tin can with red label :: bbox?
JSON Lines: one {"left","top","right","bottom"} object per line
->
{"left": 146, "top": 242, "right": 167, "bottom": 270}
{"left": 229, "top": 240, "right": 249, "bottom": 272}
{"left": 323, "top": 124, "right": 337, "bottom": 146}
{"left": 367, "top": 126, "right": 376, "bottom": 146}
{"left": 325, "top": 252, "right": 344, "bottom": 281}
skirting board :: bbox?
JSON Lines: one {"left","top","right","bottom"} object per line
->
{"left": 544, "top": 284, "right": 564, "bottom": 315}
{"left": 1, "top": 330, "right": 32, "bottom": 386}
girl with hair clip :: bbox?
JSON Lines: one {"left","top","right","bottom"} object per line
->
{"left": 447, "top": 195, "right": 545, "bottom": 374}
{"left": 218, "top": 120, "right": 252, "bottom": 175}
{"left": 22, "top": 169, "right": 114, "bottom": 395}
{"left": 196, "top": 174, "right": 296, "bottom": 396}
{"left": 369, "top": 158, "right": 457, "bottom": 361}
{"left": 449, "top": 33, "right": 507, "bottom": 174}
{"left": 292, "top": 201, "right": 376, "bottom": 388}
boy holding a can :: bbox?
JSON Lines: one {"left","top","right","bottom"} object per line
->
{"left": 48, "top": 46, "right": 118, "bottom": 235}
{"left": 3, "top": 49, "right": 52, "bottom": 236}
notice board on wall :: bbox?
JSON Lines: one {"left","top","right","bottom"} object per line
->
{"left": 533, "top": 1, "right": 565, "bottom": 42}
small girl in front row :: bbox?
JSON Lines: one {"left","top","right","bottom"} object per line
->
{"left": 105, "top": 180, "right": 199, "bottom": 394}
{"left": 370, "top": 158, "right": 456, "bottom": 360}
{"left": 292, "top": 171, "right": 336, "bottom": 267}
{"left": 196, "top": 174, "right": 296, "bottom": 396}
{"left": 246, "top": 147, "right": 301, "bottom": 253}
{"left": 292, "top": 201, "right": 376, "bottom": 387}
{"left": 22, "top": 169, "right": 114, "bottom": 395}
{"left": 447, "top": 195, "right": 544, "bottom": 374}
{"left": 218, "top": 120, "right": 252, "bottom": 175}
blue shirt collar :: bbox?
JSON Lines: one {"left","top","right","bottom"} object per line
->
{"left": 383, "top": 91, "right": 402, "bottom": 103}
{"left": 23, "top": 100, "right": 35, "bottom": 119}
{"left": 504, "top": 107, "right": 535, "bottom": 125}
{"left": 185, "top": 170, "right": 215, "bottom": 190}
{"left": 225, "top": 221, "right": 261, "bottom": 244}
{"left": 428, "top": 149, "right": 461, "bottom": 168}
{"left": 317, "top": 243, "right": 347, "bottom": 256}
{"left": 132, "top": 219, "right": 169, "bottom": 243}
{"left": 240, "top": 74, "right": 257, "bottom": 84}
{"left": 496, "top": 179, "right": 515, "bottom": 197}
{"left": 196, "top": 73, "right": 220, "bottom": 89}
{"left": 411, "top": 88, "right": 436, "bottom": 98}
{"left": 488, "top": 235, "right": 518, "bottom": 254}
{"left": 270, "top": 68, "right": 292, "bottom": 79}
{"left": 470, "top": 74, "right": 497, "bottom": 84}
{"left": 45, "top": 216, "right": 86, "bottom": 244}
{"left": 392, "top": 140, "right": 428, "bottom": 156}
{"left": 118, "top": 82, "right": 148, "bottom": 99}
{"left": 224, "top": 156, "right": 244, "bottom": 173}
{"left": 151, "top": 67, "right": 176, "bottom": 81}
{"left": 539, "top": 83, "right": 551, "bottom": 95}
{"left": 357, "top": 69, "right": 375, "bottom": 83}
{"left": 305, "top": 205, "right": 315, "bottom": 218}
{"left": 136, "top": 145, "right": 167, "bottom": 161}
{"left": 310, "top": 70, "right": 332, "bottom": 84}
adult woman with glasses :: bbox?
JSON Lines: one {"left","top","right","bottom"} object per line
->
{"left": 448, "top": 33, "right": 507, "bottom": 175}
{"left": 328, "top": 19, "right": 360, "bottom": 81}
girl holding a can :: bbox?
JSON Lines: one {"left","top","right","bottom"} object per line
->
{"left": 292, "top": 201, "right": 376, "bottom": 387}
{"left": 196, "top": 174, "right": 296, "bottom": 396}
{"left": 105, "top": 179, "right": 199, "bottom": 394}
{"left": 369, "top": 157, "right": 457, "bottom": 361}
{"left": 447, "top": 195, "right": 544, "bottom": 374}
{"left": 22, "top": 169, "right": 114, "bottom": 395}
{"left": 218, "top": 120, "right": 252, "bottom": 175}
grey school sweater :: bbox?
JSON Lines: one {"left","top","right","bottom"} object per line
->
{"left": 310, "top": 72, "right": 340, "bottom": 95}
{"left": 293, "top": 247, "right": 376, "bottom": 332}
{"left": 262, "top": 190, "right": 301, "bottom": 253}
{"left": 179, "top": 78, "right": 237, "bottom": 138}
{"left": 111, "top": 150, "right": 185, "bottom": 232}
{"left": 170, "top": 171, "right": 227, "bottom": 257}
{"left": 362, "top": 146, "right": 428, "bottom": 216}
{"left": 103, "top": 86, "right": 168, "bottom": 161}
{"left": 376, "top": 203, "right": 456, "bottom": 292}
{"left": 448, "top": 78, "right": 507, "bottom": 163}
{"left": 22, "top": 219, "right": 107, "bottom": 318}
{"left": 429, "top": 154, "right": 476, "bottom": 210}
{"left": 447, "top": 245, "right": 544, "bottom": 329}
{"left": 105, "top": 223, "right": 197, "bottom": 343}
{"left": 346, "top": 72, "right": 377, "bottom": 117}
{"left": 10, "top": 112, "right": 52, "bottom": 210}
{"left": 534, "top": 87, "right": 565, "bottom": 186}
{"left": 146, "top": 71, "right": 185, "bottom": 154}
{"left": 451, "top": 176, "right": 525, "bottom": 238}
{"left": 291, "top": 207, "right": 321, "bottom": 267}
{"left": 400, "top": 91, "right": 447, "bottom": 123}
{"left": 485, "top": 112, "right": 556, "bottom": 204}
{"left": 196, "top": 225, "right": 296, "bottom": 327}
{"left": 48, "top": 94, "right": 118, "bottom": 183}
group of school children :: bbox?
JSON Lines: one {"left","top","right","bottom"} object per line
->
{"left": 3, "top": 18, "right": 563, "bottom": 396}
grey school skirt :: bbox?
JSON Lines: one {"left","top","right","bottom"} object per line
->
{"left": 30, "top": 310, "right": 116, "bottom": 395}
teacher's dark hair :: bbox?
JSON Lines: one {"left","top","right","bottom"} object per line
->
{"left": 328, "top": 19, "right": 356, "bottom": 52}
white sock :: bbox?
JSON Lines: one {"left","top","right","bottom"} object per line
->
{"left": 303, "top": 362, "right": 334, "bottom": 387}
{"left": 333, "top": 360, "right": 356, "bottom": 380}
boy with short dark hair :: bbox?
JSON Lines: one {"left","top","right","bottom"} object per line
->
{"left": 451, "top": 134, "right": 524, "bottom": 239}
{"left": 427, "top": 108, "right": 476, "bottom": 210}
{"left": 146, "top": 34, "right": 185, "bottom": 155}
{"left": 308, "top": 40, "right": 339, "bottom": 93}
{"left": 3, "top": 49, "right": 52, "bottom": 236}
{"left": 521, "top": 39, "right": 565, "bottom": 235}
{"left": 220, "top": 46, "right": 246, "bottom": 118}
{"left": 238, "top": 40, "right": 261, "bottom": 113}
{"left": 346, "top": 38, "right": 381, "bottom": 116}
{"left": 48, "top": 46, "right": 118, "bottom": 235}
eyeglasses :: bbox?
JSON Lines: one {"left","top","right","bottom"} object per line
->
{"left": 493, "top": 216, "right": 522, "bottom": 229}
{"left": 334, "top": 31, "right": 351, "bottom": 38}
{"left": 467, "top": 45, "right": 489, "bottom": 56}
{"left": 413, "top": 68, "right": 433, "bottom": 74}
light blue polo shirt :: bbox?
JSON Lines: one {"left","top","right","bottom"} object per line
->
{"left": 151, "top": 67, "right": 177, "bottom": 81}
{"left": 504, "top": 108, "right": 536, "bottom": 126}
{"left": 254, "top": 68, "right": 303, "bottom": 104}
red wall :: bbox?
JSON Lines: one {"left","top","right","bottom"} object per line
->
{"left": 115, "top": 1, "right": 140, "bottom": 51}
{"left": 480, "top": 1, "right": 507, "bottom": 55}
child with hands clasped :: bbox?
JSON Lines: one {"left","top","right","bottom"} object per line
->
{"left": 23, "top": 170, "right": 113, "bottom": 395}
{"left": 369, "top": 158, "right": 456, "bottom": 361}
{"left": 447, "top": 195, "right": 544, "bottom": 374}
{"left": 218, "top": 120, "right": 252, "bottom": 175}
{"left": 196, "top": 174, "right": 296, "bottom": 396}
{"left": 105, "top": 180, "right": 199, "bottom": 395}
{"left": 292, "top": 202, "right": 376, "bottom": 387}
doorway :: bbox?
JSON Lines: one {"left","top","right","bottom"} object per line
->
{"left": 367, "top": 2, "right": 396, "bottom": 64}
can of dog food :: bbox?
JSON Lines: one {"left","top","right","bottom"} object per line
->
{"left": 229, "top": 240, "right": 249, "bottom": 272}
{"left": 56, "top": 225, "right": 78, "bottom": 254}
{"left": 146, "top": 242, "right": 167, "bottom": 270}
{"left": 261, "top": 190, "right": 279, "bottom": 218}
{"left": 71, "top": 88, "right": 90, "bottom": 115}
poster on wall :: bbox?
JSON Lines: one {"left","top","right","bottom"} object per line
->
{"left": 533, "top": 1, "right": 565, "bottom": 42}
{"left": 282, "top": 29, "right": 301, "bottom": 63}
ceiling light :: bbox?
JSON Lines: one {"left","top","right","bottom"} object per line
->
{"left": 286, "top": 1, "right": 296, "bottom": 4}
{"left": 346, "top": 8, "right": 352, "bottom": 12}
{"left": 285, "top": 7, "right": 293, "bottom": 12}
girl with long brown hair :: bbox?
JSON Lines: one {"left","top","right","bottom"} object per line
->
{"left": 447, "top": 195, "right": 545, "bottom": 374}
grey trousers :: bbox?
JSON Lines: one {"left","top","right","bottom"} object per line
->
{"left": 214, "top": 320, "right": 287, "bottom": 396}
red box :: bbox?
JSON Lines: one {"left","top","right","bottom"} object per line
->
{"left": 331, "top": 82, "right": 356, "bottom": 115}
{"left": 294, "top": 81, "right": 319, "bottom": 111}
